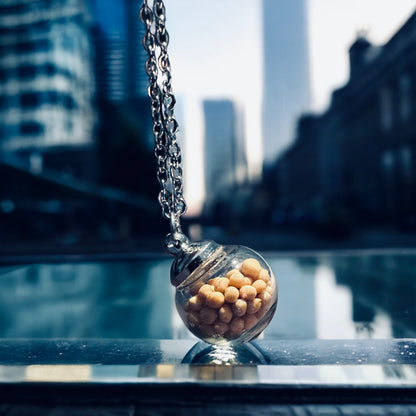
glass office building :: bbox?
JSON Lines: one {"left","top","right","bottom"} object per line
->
{"left": 0, "top": 0, "right": 95, "bottom": 164}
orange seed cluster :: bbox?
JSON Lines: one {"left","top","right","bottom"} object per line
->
{"left": 184, "top": 258, "right": 273, "bottom": 340}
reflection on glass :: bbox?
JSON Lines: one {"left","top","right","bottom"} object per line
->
{"left": 182, "top": 342, "right": 267, "bottom": 366}
{"left": 264, "top": 253, "right": 416, "bottom": 340}
{"left": 0, "top": 253, "right": 415, "bottom": 340}
{"left": 0, "top": 260, "right": 176, "bottom": 339}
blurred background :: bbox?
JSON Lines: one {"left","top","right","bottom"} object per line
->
{"left": 1, "top": 0, "right": 416, "bottom": 341}
{"left": 1, "top": 0, "right": 416, "bottom": 254}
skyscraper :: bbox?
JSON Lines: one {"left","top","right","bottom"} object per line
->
{"left": 90, "top": 0, "right": 152, "bottom": 149}
{"left": 203, "top": 99, "right": 246, "bottom": 214}
{"left": 125, "top": 0, "right": 148, "bottom": 99}
{"left": 0, "top": 0, "right": 95, "bottom": 154}
{"left": 262, "top": 0, "right": 311, "bottom": 164}
{"left": 0, "top": 0, "right": 98, "bottom": 181}
{"left": 91, "top": 0, "right": 148, "bottom": 102}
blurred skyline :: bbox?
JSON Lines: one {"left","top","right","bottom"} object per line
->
{"left": 2, "top": 252, "right": 415, "bottom": 339}
{"left": 263, "top": 0, "right": 311, "bottom": 164}
{"left": 309, "top": 0, "right": 416, "bottom": 111}
{"left": 2, "top": 0, "right": 416, "bottom": 252}
{"left": 165, "top": 0, "right": 416, "bottom": 214}
{"left": 2, "top": 1, "right": 416, "bottom": 352}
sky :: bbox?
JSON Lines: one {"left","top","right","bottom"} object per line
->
{"left": 165, "top": 0, "right": 262, "bottom": 215}
{"left": 309, "top": 0, "right": 416, "bottom": 111}
{"left": 164, "top": 0, "right": 416, "bottom": 215}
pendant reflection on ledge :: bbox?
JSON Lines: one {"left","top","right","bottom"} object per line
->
{"left": 182, "top": 341, "right": 267, "bottom": 365}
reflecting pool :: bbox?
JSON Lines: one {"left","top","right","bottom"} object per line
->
{"left": 0, "top": 250, "right": 415, "bottom": 339}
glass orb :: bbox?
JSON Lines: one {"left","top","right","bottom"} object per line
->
{"left": 170, "top": 240, "right": 278, "bottom": 346}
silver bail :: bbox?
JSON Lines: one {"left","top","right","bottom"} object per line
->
{"left": 165, "top": 212, "right": 190, "bottom": 256}
{"left": 169, "top": 240, "right": 222, "bottom": 287}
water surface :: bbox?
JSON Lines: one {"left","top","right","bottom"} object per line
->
{"left": 0, "top": 251, "right": 414, "bottom": 339}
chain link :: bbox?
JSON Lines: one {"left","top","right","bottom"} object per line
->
{"left": 140, "top": 0, "right": 187, "bottom": 242}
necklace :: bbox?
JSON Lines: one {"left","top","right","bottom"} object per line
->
{"left": 140, "top": 0, "right": 277, "bottom": 346}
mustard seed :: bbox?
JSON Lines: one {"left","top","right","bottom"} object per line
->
{"left": 258, "top": 269, "right": 270, "bottom": 283}
{"left": 198, "top": 284, "right": 214, "bottom": 300}
{"left": 258, "top": 291, "right": 272, "bottom": 307}
{"left": 226, "top": 269, "right": 240, "bottom": 279}
{"left": 199, "top": 324, "right": 216, "bottom": 337}
{"left": 199, "top": 306, "right": 217, "bottom": 325}
{"left": 240, "top": 258, "right": 262, "bottom": 279}
{"left": 246, "top": 298, "right": 262, "bottom": 314}
{"left": 188, "top": 295, "right": 204, "bottom": 311}
{"left": 187, "top": 310, "right": 200, "bottom": 326}
{"left": 205, "top": 291, "right": 225, "bottom": 309}
{"left": 229, "top": 317, "right": 244, "bottom": 336}
{"left": 219, "top": 304, "right": 233, "bottom": 323}
{"left": 229, "top": 272, "right": 246, "bottom": 289}
{"left": 244, "top": 314, "right": 258, "bottom": 330}
{"left": 224, "top": 286, "right": 239, "bottom": 303}
{"left": 214, "top": 321, "right": 229, "bottom": 336}
{"left": 239, "top": 284, "right": 257, "bottom": 301}
{"left": 232, "top": 299, "right": 247, "bottom": 317}
{"left": 214, "top": 277, "right": 229, "bottom": 293}
{"left": 252, "top": 279, "right": 267, "bottom": 293}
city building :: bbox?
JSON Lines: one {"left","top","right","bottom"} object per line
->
{"left": 91, "top": 0, "right": 147, "bottom": 102}
{"left": 125, "top": 0, "right": 148, "bottom": 100}
{"left": 203, "top": 99, "right": 247, "bottom": 219}
{"left": 262, "top": 0, "right": 311, "bottom": 165}
{"left": 274, "top": 9, "right": 416, "bottom": 230}
{"left": 90, "top": 0, "right": 153, "bottom": 151}
{"left": 88, "top": 0, "right": 155, "bottom": 202}
{"left": 0, "top": 0, "right": 96, "bottom": 178}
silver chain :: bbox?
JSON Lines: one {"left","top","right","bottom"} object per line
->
{"left": 140, "top": 0, "right": 188, "bottom": 253}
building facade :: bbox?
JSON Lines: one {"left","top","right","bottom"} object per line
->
{"left": 91, "top": 0, "right": 147, "bottom": 103}
{"left": 203, "top": 99, "right": 247, "bottom": 219}
{"left": 262, "top": 0, "right": 311, "bottom": 165}
{"left": 0, "top": 0, "right": 96, "bottom": 177}
{"left": 275, "top": 9, "right": 416, "bottom": 229}
{"left": 90, "top": 0, "right": 153, "bottom": 151}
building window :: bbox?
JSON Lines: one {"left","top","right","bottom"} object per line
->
{"left": 381, "top": 150, "right": 395, "bottom": 171}
{"left": 29, "top": 153, "right": 43, "bottom": 174}
{"left": 44, "top": 63, "right": 56, "bottom": 76}
{"left": 61, "top": 34, "right": 74, "bottom": 51}
{"left": 34, "top": 38, "right": 50, "bottom": 53}
{"left": 20, "top": 122, "right": 44, "bottom": 136}
{"left": 0, "top": 3, "right": 29, "bottom": 15}
{"left": 400, "top": 146, "right": 412, "bottom": 180}
{"left": 379, "top": 86, "right": 393, "bottom": 131}
{"left": 16, "top": 41, "right": 34, "bottom": 53}
{"left": 63, "top": 95, "right": 76, "bottom": 110}
{"left": 15, "top": 39, "right": 49, "bottom": 54}
{"left": 20, "top": 93, "right": 40, "bottom": 108}
{"left": 66, "top": 120, "right": 73, "bottom": 132}
{"left": 18, "top": 65, "right": 37, "bottom": 80}
{"left": 0, "top": 43, "right": 12, "bottom": 54}
{"left": 0, "top": 68, "right": 12, "bottom": 82}
{"left": 45, "top": 91, "right": 59, "bottom": 104}
{"left": 9, "top": 40, "right": 48, "bottom": 56}
{"left": 399, "top": 73, "right": 412, "bottom": 121}
{"left": 0, "top": 96, "right": 6, "bottom": 109}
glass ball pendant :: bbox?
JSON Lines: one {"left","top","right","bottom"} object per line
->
{"left": 168, "top": 237, "right": 278, "bottom": 346}
{"left": 140, "top": 0, "right": 277, "bottom": 347}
